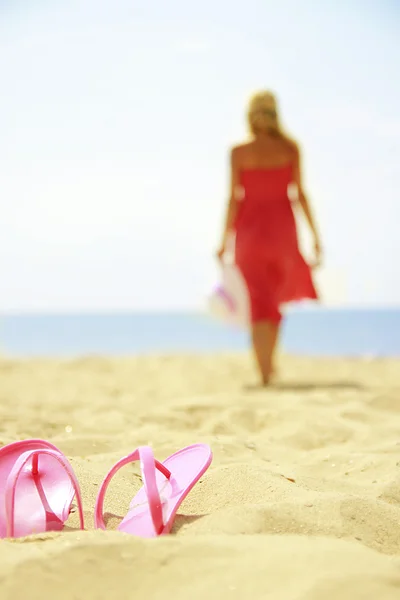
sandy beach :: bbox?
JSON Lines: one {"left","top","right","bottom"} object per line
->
{"left": 1, "top": 353, "right": 400, "bottom": 599}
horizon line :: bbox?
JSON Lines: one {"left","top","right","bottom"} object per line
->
{"left": 1, "top": 304, "right": 400, "bottom": 316}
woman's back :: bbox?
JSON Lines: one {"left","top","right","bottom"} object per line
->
{"left": 234, "top": 138, "right": 299, "bottom": 254}
{"left": 234, "top": 135, "right": 297, "bottom": 170}
{"left": 239, "top": 164, "right": 293, "bottom": 202}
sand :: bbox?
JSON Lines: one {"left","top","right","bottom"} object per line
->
{"left": 0, "top": 353, "right": 400, "bottom": 599}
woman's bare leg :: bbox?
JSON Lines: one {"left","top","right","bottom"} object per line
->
{"left": 251, "top": 319, "right": 282, "bottom": 385}
{"left": 269, "top": 320, "right": 282, "bottom": 376}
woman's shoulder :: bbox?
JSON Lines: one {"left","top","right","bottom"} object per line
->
{"left": 229, "top": 142, "right": 253, "bottom": 166}
{"left": 279, "top": 134, "right": 300, "bottom": 155}
{"left": 230, "top": 141, "right": 252, "bottom": 155}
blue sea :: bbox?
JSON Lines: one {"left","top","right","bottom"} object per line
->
{"left": 0, "top": 309, "right": 399, "bottom": 358}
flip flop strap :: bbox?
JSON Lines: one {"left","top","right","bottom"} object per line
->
{"left": 5, "top": 449, "right": 85, "bottom": 538}
{"left": 94, "top": 447, "right": 171, "bottom": 535}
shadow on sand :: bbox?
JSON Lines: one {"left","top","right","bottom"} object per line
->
{"left": 101, "top": 511, "right": 207, "bottom": 534}
{"left": 171, "top": 514, "right": 207, "bottom": 534}
{"left": 244, "top": 381, "right": 364, "bottom": 392}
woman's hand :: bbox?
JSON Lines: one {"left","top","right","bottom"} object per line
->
{"left": 216, "top": 244, "right": 226, "bottom": 262}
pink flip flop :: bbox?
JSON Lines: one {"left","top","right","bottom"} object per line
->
{"left": 94, "top": 443, "right": 212, "bottom": 537}
{"left": 0, "top": 439, "right": 84, "bottom": 538}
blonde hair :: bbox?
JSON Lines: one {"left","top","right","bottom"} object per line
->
{"left": 247, "top": 90, "right": 282, "bottom": 136}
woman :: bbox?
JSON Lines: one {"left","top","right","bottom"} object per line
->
{"left": 217, "top": 91, "right": 322, "bottom": 386}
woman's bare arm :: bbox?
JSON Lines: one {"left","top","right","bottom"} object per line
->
{"left": 217, "top": 146, "right": 241, "bottom": 254}
{"left": 292, "top": 143, "right": 322, "bottom": 259}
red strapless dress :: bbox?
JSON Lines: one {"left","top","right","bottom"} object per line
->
{"left": 234, "top": 164, "right": 318, "bottom": 323}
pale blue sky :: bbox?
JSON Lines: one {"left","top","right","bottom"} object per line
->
{"left": 1, "top": 0, "right": 399, "bottom": 311}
